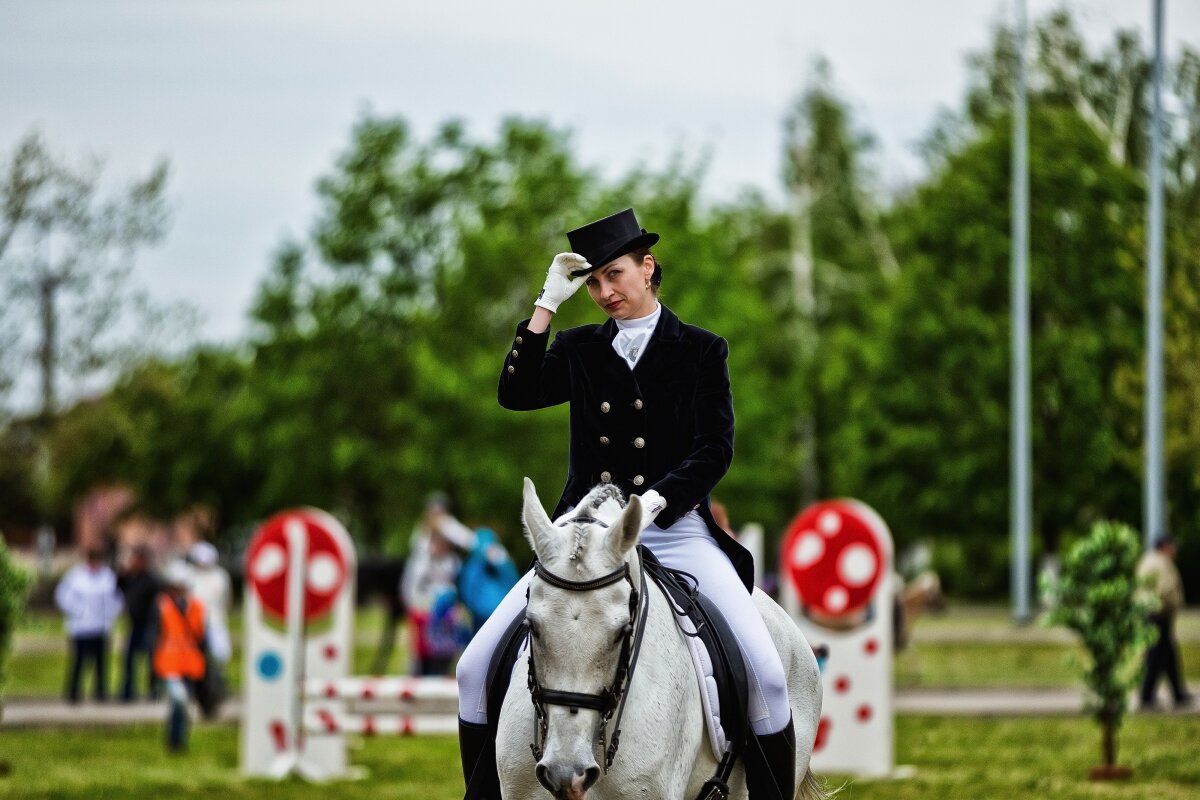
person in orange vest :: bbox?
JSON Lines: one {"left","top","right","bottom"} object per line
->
{"left": 151, "top": 560, "right": 207, "bottom": 752}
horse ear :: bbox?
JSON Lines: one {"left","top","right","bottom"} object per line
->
{"left": 608, "top": 494, "right": 644, "bottom": 560}
{"left": 522, "top": 477, "right": 558, "bottom": 561}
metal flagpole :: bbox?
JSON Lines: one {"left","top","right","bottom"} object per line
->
{"left": 1144, "top": 0, "right": 1166, "bottom": 548}
{"left": 1010, "top": 0, "right": 1032, "bottom": 623}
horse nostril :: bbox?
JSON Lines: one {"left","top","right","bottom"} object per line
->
{"left": 536, "top": 761, "right": 599, "bottom": 798}
{"left": 535, "top": 763, "right": 554, "bottom": 793}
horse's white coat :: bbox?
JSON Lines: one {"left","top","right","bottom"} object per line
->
{"left": 498, "top": 479, "right": 825, "bottom": 800}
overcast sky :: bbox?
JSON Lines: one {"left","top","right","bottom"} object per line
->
{"left": 3, "top": 0, "right": 1198, "bottom": 351}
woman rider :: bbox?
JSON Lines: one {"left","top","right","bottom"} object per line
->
{"left": 456, "top": 208, "right": 795, "bottom": 799}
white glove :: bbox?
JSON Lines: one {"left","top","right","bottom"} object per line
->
{"left": 534, "top": 253, "right": 589, "bottom": 313}
{"left": 635, "top": 490, "right": 667, "bottom": 531}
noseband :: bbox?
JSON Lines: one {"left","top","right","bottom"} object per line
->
{"left": 526, "top": 555, "right": 650, "bottom": 773}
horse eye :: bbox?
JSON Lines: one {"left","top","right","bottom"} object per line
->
{"left": 527, "top": 618, "right": 541, "bottom": 639}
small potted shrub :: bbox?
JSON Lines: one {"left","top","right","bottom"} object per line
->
{"left": 1042, "top": 520, "right": 1156, "bottom": 780}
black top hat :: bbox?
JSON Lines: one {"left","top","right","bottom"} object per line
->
{"left": 566, "top": 208, "right": 659, "bottom": 277}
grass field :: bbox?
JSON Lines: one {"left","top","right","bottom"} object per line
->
{"left": 11, "top": 606, "right": 1199, "bottom": 698}
{"left": 0, "top": 715, "right": 1198, "bottom": 799}
{"left": 6, "top": 606, "right": 1200, "bottom": 798}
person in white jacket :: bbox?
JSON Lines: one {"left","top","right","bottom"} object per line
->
{"left": 55, "top": 548, "right": 124, "bottom": 703}
{"left": 187, "top": 542, "right": 233, "bottom": 719}
{"left": 187, "top": 542, "right": 232, "bottom": 664}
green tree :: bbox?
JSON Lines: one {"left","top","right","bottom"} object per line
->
{"left": 0, "top": 423, "right": 41, "bottom": 538}
{"left": 21, "top": 116, "right": 795, "bottom": 557}
{"left": 1159, "top": 48, "right": 1200, "bottom": 553}
{"left": 782, "top": 60, "right": 897, "bottom": 513}
{"left": 0, "top": 537, "right": 32, "bottom": 722}
{"left": 242, "top": 114, "right": 796, "bottom": 554}
{"left": 961, "top": 10, "right": 1152, "bottom": 168}
{"left": 830, "top": 107, "right": 1143, "bottom": 594}
{"left": 1043, "top": 521, "right": 1156, "bottom": 771}
{"left": 241, "top": 117, "right": 594, "bottom": 551}
{"left": 36, "top": 349, "right": 259, "bottom": 541}
{"left": 946, "top": 9, "right": 1200, "bottom": 553}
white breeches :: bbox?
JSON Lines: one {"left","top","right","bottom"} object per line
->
{"left": 455, "top": 512, "right": 791, "bottom": 735}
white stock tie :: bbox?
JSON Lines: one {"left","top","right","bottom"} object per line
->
{"left": 612, "top": 304, "right": 661, "bottom": 369}
{"left": 614, "top": 330, "right": 648, "bottom": 368}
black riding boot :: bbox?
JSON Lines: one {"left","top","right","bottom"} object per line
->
{"left": 458, "top": 718, "right": 501, "bottom": 800}
{"left": 744, "top": 716, "right": 796, "bottom": 800}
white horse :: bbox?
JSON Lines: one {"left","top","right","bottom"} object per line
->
{"left": 497, "top": 479, "right": 826, "bottom": 800}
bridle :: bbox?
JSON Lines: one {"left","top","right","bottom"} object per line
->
{"left": 525, "top": 550, "right": 651, "bottom": 776}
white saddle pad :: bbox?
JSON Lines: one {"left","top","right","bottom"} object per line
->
{"left": 675, "top": 609, "right": 730, "bottom": 761}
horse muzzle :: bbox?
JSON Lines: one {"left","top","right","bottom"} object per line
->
{"left": 535, "top": 759, "right": 601, "bottom": 800}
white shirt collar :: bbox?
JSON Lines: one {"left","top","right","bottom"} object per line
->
{"left": 614, "top": 302, "right": 661, "bottom": 332}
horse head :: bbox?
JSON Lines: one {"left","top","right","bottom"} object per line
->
{"left": 520, "top": 477, "right": 658, "bottom": 800}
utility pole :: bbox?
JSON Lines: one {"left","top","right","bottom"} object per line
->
{"left": 1144, "top": 0, "right": 1167, "bottom": 548}
{"left": 1010, "top": 0, "right": 1032, "bottom": 624}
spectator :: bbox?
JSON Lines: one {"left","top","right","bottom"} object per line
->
{"left": 188, "top": 541, "right": 232, "bottom": 718}
{"left": 1137, "top": 534, "right": 1193, "bottom": 710}
{"left": 55, "top": 547, "right": 123, "bottom": 703}
{"left": 188, "top": 542, "right": 231, "bottom": 662}
{"left": 457, "top": 527, "right": 518, "bottom": 634}
{"left": 400, "top": 494, "right": 475, "bottom": 675}
{"left": 151, "top": 560, "right": 207, "bottom": 752}
{"left": 117, "top": 545, "right": 160, "bottom": 701}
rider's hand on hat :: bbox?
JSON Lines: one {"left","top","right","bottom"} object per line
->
{"left": 534, "top": 253, "right": 589, "bottom": 313}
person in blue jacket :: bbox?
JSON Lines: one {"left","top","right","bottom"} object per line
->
{"left": 457, "top": 527, "right": 519, "bottom": 634}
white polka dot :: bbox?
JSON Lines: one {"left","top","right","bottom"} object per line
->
{"left": 838, "top": 544, "right": 877, "bottom": 587}
{"left": 792, "top": 533, "right": 825, "bottom": 568}
{"left": 251, "top": 544, "right": 286, "bottom": 581}
{"left": 817, "top": 511, "right": 842, "bottom": 537}
{"left": 824, "top": 585, "right": 848, "bottom": 613}
{"left": 308, "top": 554, "right": 341, "bottom": 593}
